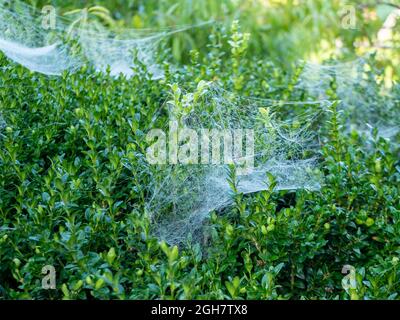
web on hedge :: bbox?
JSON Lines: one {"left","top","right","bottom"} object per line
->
{"left": 145, "top": 82, "right": 329, "bottom": 245}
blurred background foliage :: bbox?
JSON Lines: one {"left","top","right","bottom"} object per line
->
{"left": 27, "top": 0, "right": 399, "bottom": 83}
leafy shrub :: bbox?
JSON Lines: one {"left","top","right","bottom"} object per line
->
{"left": 0, "top": 19, "right": 399, "bottom": 300}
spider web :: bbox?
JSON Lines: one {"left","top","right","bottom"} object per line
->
{"left": 145, "top": 82, "right": 330, "bottom": 245}
{"left": 0, "top": 0, "right": 211, "bottom": 77}
{"left": 297, "top": 57, "right": 400, "bottom": 139}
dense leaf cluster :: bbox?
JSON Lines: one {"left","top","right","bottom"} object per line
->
{"left": 0, "top": 21, "right": 399, "bottom": 300}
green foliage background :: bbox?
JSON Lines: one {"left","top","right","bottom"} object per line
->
{"left": 0, "top": 0, "right": 399, "bottom": 299}
{"left": 31, "top": 0, "right": 400, "bottom": 80}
